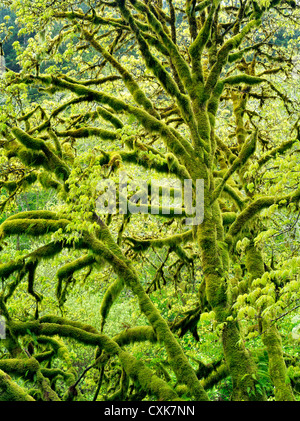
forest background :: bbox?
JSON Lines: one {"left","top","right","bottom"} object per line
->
{"left": 0, "top": 0, "right": 299, "bottom": 402}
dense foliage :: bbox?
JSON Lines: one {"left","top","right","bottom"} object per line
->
{"left": 0, "top": 0, "right": 299, "bottom": 402}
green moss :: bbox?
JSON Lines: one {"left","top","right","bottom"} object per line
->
{"left": 36, "top": 370, "right": 60, "bottom": 401}
{"left": 200, "top": 363, "right": 229, "bottom": 390}
{"left": 212, "top": 131, "right": 257, "bottom": 203}
{"left": 12, "top": 127, "right": 44, "bottom": 150}
{"left": 245, "top": 245, "right": 295, "bottom": 401}
{"left": 38, "top": 172, "right": 61, "bottom": 190}
{"left": 226, "top": 196, "right": 275, "bottom": 240}
{"left": 130, "top": 0, "right": 193, "bottom": 92}
{"left": 23, "top": 172, "right": 38, "bottom": 186}
{"left": 56, "top": 254, "right": 95, "bottom": 305}
{"left": 2, "top": 181, "right": 17, "bottom": 192}
{"left": 39, "top": 315, "right": 99, "bottom": 335}
{"left": 0, "top": 369, "right": 35, "bottom": 401}
{"left": 118, "top": 349, "right": 178, "bottom": 401}
{"left": 100, "top": 278, "right": 124, "bottom": 332}
{"left": 0, "top": 218, "right": 69, "bottom": 239}
{"left": 7, "top": 210, "right": 60, "bottom": 220}
{"left": 48, "top": 129, "right": 62, "bottom": 157}
{"left": 96, "top": 106, "right": 123, "bottom": 129}
{"left": 11, "top": 127, "right": 70, "bottom": 182}
{"left": 113, "top": 326, "right": 157, "bottom": 346}
{"left": 82, "top": 28, "right": 159, "bottom": 118}
{"left": 262, "top": 324, "right": 295, "bottom": 401}
{"left": 8, "top": 318, "right": 176, "bottom": 401}
{"left": 27, "top": 259, "right": 42, "bottom": 304}
{"left": 41, "top": 367, "right": 75, "bottom": 384}
{"left": 222, "top": 212, "right": 237, "bottom": 226}
{"left": 222, "top": 320, "right": 266, "bottom": 401}
{"left": 223, "top": 74, "right": 265, "bottom": 86}
{"left": 0, "top": 358, "right": 39, "bottom": 377}
{"left": 18, "top": 147, "right": 47, "bottom": 168}
{"left": 0, "top": 261, "right": 23, "bottom": 279}
{"left": 85, "top": 232, "right": 209, "bottom": 400}
{"left": 56, "top": 127, "right": 118, "bottom": 141}
{"left": 37, "top": 336, "right": 71, "bottom": 365}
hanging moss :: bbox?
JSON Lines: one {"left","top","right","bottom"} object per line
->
{"left": 258, "top": 137, "right": 298, "bottom": 168}
{"left": 222, "top": 184, "right": 245, "bottom": 210}
{"left": 3, "top": 270, "right": 26, "bottom": 304}
{"left": 40, "top": 367, "right": 75, "bottom": 386}
{"left": 83, "top": 28, "right": 159, "bottom": 118}
{"left": 262, "top": 324, "right": 295, "bottom": 401}
{"left": 57, "top": 255, "right": 95, "bottom": 281}
{"left": 129, "top": 0, "right": 193, "bottom": 92}
{"left": 27, "top": 259, "right": 43, "bottom": 308}
{"left": 38, "top": 73, "right": 194, "bottom": 162}
{"left": 100, "top": 279, "right": 124, "bottom": 332}
{"left": 204, "top": 19, "right": 261, "bottom": 96}
{"left": 117, "top": 0, "right": 205, "bottom": 151}
{"left": 125, "top": 230, "right": 193, "bottom": 252}
{"left": 212, "top": 130, "right": 257, "bottom": 203}
{"left": 222, "top": 212, "right": 237, "bottom": 226}
{"left": 1, "top": 181, "right": 17, "bottom": 193}
{"left": 11, "top": 126, "right": 70, "bottom": 182}
{"left": 48, "top": 129, "right": 62, "bottom": 157}
{"left": 117, "top": 349, "right": 178, "bottom": 401}
{"left": 56, "top": 254, "right": 95, "bottom": 305}
{"left": 39, "top": 315, "right": 99, "bottom": 335}
{"left": 17, "top": 146, "right": 47, "bottom": 168}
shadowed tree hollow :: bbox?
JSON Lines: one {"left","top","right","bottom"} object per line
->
{"left": 0, "top": 0, "right": 299, "bottom": 401}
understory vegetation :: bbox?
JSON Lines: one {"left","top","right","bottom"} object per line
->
{"left": 0, "top": 0, "right": 299, "bottom": 402}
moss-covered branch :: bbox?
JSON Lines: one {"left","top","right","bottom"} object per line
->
{"left": 11, "top": 127, "right": 70, "bottom": 182}
{"left": 55, "top": 127, "right": 118, "bottom": 141}
{"left": 0, "top": 369, "right": 35, "bottom": 401}
{"left": 31, "top": 74, "right": 194, "bottom": 160}
{"left": 226, "top": 186, "right": 300, "bottom": 242}
{"left": 0, "top": 218, "right": 69, "bottom": 239}
{"left": 82, "top": 231, "right": 208, "bottom": 400}
{"left": 82, "top": 28, "right": 159, "bottom": 118}
{"left": 129, "top": 0, "right": 193, "bottom": 93}
{"left": 113, "top": 326, "right": 157, "bottom": 346}
{"left": 116, "top": 0, "right": 206, "bottom": 151}
{"left": 124, "top": 229, "right": 193, "bottom": 252}
{"left": 9, "top": 319, "right": 178, "bottom": 401}
{"left": 204, "top": 18, "right": 262, "bottom": 98}
{"left": 257, "top": 136, "right": 299, "bottom": 168}
{"left": 211, "top": 130, "right": 257, "bottom": 203}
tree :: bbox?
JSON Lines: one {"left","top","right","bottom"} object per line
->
{"left": 0, "top": 0, "right": 299, "bottom": 401}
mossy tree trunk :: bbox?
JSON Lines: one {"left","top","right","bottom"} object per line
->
{"left": 0, "top": 0, "right": 299, "bottom": 401}
{"left": 245, "top": 244, "right": 295, "bottom": 401}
